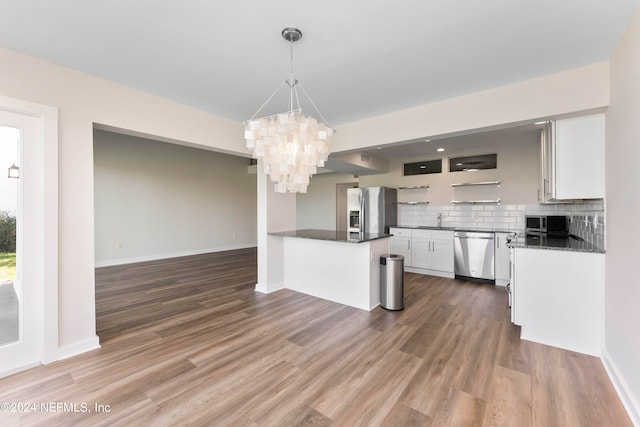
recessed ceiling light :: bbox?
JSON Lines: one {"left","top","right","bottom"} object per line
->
{"left": 376, "top": 147, "right": 382, "bottom": 150}
{"left": 437, "top": 147, "right": 445, "bottom": 152}
{"left": 424, "top": 139, "right": 431, "bottom": 142}
{"left": 420, "top": 165, "right": 427, "bottom": 169}
{"left": 456, "top": 163, "right": 463, "bottom": 166}
{"left": 534, "top": 121, "right": 547, "bottom": 125}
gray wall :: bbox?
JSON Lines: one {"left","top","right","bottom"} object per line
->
{"left": 297, "top": 131, "right": 539, "bottom": 229}
{"left": 359, "top": 131, "right": 540, "bottom": 205}
{"left": 296, "top": 173, "right": 357, "bottom": 230}
{"left": 94, "top": 130, "right": 256, "bottom": 266}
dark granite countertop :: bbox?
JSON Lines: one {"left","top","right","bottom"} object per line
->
{"left": 508, "top": 233, "right": 605, "bottom": 254}
{"left": 390, "top": 225, "right": 518, "bottom": 234}
{"left": 269, "top": 229, "right": 392, "bottom": 244}
{"left": 391, "top": 226, "right": 604, "bottom": 253}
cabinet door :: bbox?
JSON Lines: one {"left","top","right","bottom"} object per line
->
{"left": 390, "top": 236, "right": 412, "bottom": 267}
{"left": 431, "top": 238, "right": 454, "bottom": 273}
{"left": 494, "top": 233, "right": 511, "bottom": 281}
{"left": 554, "top": 114, "right": 604, "bottom": 200}
{"left": 411, "top": 237, "right": 431, "bottom": 269}
{"left": 510, "top": 249, "right": 517, "bottom": 324}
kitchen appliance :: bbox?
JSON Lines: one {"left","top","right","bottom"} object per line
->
{"left": 347, "top": 187, "right": 397, "bottom": 234}
{"left": 454, "top": 231, "right": 495, "bottom": 283}
{"left": 525, "top": 215, "right": 570, "bottom": 250}
{"left": 525, "top": 215, "right": 568, "bottom": 236}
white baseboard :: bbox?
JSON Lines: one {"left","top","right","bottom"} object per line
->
{"left": 495, "top": 279, "right": 510, "bottom": 287}
{"left": 405, "top": 267, "right": 455, "bottom": 279}
{"left": 58, "top": 336, "right": 101, "bottom": 360}
{"left": 95, "top": 243, "right": 257, "bottom": 267}
{"left": 255, "top": 281, "right": 285, "bottom": 294}
{"left": 1, "top": 362, "right": 41, "bottom": 379}
{"left": 602, "top": 347, "right": 640, "bottom": 426}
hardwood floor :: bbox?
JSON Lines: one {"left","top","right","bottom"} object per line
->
{"left": 0, "top": 248, "right": 631, "bottom": 426}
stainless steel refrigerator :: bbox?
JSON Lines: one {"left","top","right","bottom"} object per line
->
{"left": 347, "top": 187, "right": 397, "bottom": 234}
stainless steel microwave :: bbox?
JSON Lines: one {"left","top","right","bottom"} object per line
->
{"left": 525, "top": 215, "right": 568, "bottom": 235}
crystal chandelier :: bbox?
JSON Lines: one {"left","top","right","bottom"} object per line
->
{"left": 244, "top": 27, "right": 334, "bottom": 194}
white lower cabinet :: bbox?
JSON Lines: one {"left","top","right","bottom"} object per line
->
{"left": 494, "top": 232, "right": 512, "bottom": 286}
{"left": 405, "top": 229, "right": 453, "bottom": 277}
{"left": 511, "top": 247, "right": 603, "bottom": 356}
{"left": 410, "top": 235, "right": 431, "bottom": 269}
{"left": 389, "top": 228, "right": 412, "bottom": 266}
{"left": 430, "top": 233, "right": 454, "bottom": 273}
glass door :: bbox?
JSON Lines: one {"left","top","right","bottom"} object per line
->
{"left": 0, "top": 109, "right": 43, "bottom": 375}
{"left": 0, "top": 125, "right": 20, "bottom": 347}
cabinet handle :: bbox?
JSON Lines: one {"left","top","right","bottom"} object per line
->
{"left": 544, "top": 179, "right": 549, "bottom": 196}
{"left": 408, "top": 240, "right": 411, "bottom": 250}
{"left": 497, "top": 238, "right": 500, "bottom": 248}
{"left": 432, "top": 241, "right": 435, "bottom": 252}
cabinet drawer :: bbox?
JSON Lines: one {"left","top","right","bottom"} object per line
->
{"left": 390, "top": 228, "right": 412, "bottom": 237}
{"left": 411, "top": 229, "right": 432, "bottom": 239}
{"left": 431, "top": 230, "right": 453, "bottom": 240}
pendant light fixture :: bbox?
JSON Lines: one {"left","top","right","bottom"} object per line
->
{"left": 244, "top": 27, "right": 334, "bottom": 194}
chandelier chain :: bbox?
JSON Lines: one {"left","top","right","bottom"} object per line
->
{"left": 249, "top": 81, "right": 286, "bottom": 121}
{"left": 298, "top": 83, "right": 332, "bottom": 129}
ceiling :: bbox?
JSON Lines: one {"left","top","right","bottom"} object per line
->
{"left": 1, "top": 1, "right": 638, "bottom": 132}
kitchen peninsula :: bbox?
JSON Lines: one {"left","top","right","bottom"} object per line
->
{"left": 269, "top": 229, "right": 391, "bottom": 311}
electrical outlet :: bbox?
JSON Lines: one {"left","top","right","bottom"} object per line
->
{"left": 116, "top": 242, "right": 122, "bottom": 249}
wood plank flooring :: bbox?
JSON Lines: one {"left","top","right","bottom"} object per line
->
{"left": 0, "top": 248, "right": 631, "bottom": 426}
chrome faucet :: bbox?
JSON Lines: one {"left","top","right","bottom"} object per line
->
{"left": 437, "top": 212, "right": 442, "bottom": 228}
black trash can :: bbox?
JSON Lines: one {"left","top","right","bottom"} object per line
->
{"left": 380, "top": 254, "right": 404, "bottom": 310}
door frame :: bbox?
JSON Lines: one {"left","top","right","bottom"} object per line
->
{"left": 0, "top": 95, "right": 58, "bottom": 375}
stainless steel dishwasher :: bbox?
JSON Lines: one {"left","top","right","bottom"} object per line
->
{"left": 454, "top": 231, "right": 495, "bottom": 283}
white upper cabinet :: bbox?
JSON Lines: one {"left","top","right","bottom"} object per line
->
{"left": 540, "top": 113, "right": 605, "bottom": 202}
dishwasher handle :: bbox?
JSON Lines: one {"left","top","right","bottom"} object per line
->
{"left": 454, "top": 231, "right": 495, "bottom": 240}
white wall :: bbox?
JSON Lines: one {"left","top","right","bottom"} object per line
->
{"left": 359, "top": 133, "right": 540, "bottom": 205}
{"left": 333, "top": 62, "right": 609, "bottom": 152}
{"left": 0, "top": 46, "right": 244, "bottom": 353}
{"left": 297, "top": 134, "right": 540, "bottom": 230}
{"left": 93, "top": 130, "right": 256, "bottom": 266}
{"left": 604, "top": 10, "right": 640, "bottom": 425}
{"left": 256, "top": 163, "right": 296, "bottom": 294}
{"left": 296, "top": 173, "right": 357, "bottom": 230}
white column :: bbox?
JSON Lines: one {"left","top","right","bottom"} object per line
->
{"left": 255, "top": 162, "right": 296, "bottom": 293}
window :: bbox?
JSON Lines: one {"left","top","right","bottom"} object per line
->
{"left": 403, "top": 159, "right": 442, "bottom": 176}
{"left": 449, "top": 154, "right": 497, "bottom": 172}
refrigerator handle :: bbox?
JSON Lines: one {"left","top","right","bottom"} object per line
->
{"left": 360, "top": 192, "right": 365, "bottom": 233}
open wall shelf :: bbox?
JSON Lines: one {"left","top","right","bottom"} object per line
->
{"left": 451, "top": 181, "right": 500, "bottom": 187}
{"left": 451, "top": 199, "right": 501, "bottom": 205}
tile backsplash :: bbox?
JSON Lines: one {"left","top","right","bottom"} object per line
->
{"left": 397, "top": 200, "right": 605, "bottom": 250}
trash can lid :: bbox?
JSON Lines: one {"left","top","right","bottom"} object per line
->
{"left": 380, "top": 254, "right": 404, "bottom": 260}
